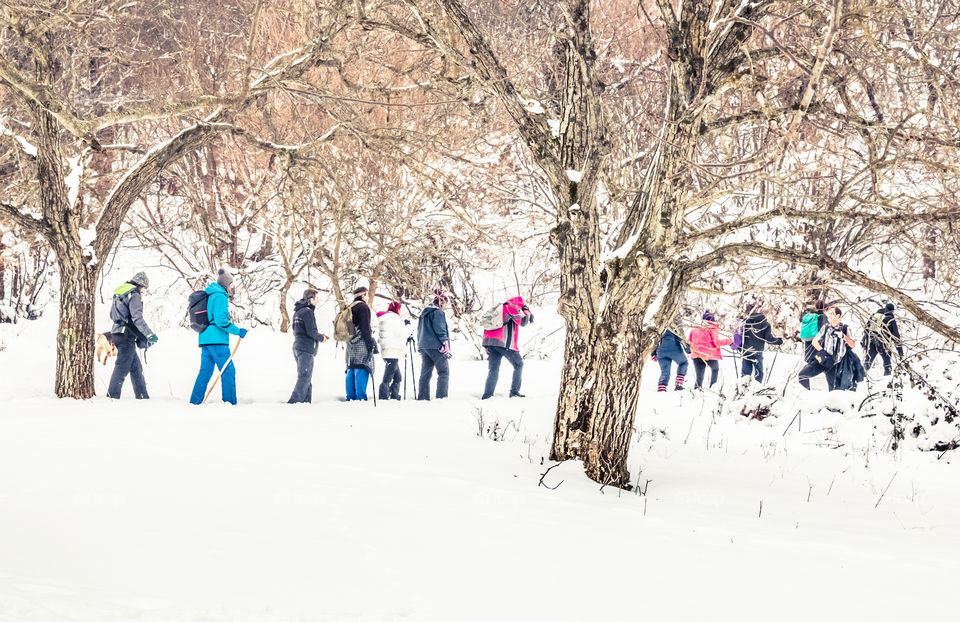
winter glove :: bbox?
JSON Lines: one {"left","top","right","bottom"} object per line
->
{"left": 147, "top": 334, "right": 159, "bottom": 347}
{"left": 238, "top": 328, "right": 248, "bottom": 339}
{"left": 651, "top": 355, "right": 658, "bottom": 362}
{"left": 320, "top": 334, "right": 329, "bottom": 342}
{"left": 440, "top": 340, "right": 452, "bottom": 358}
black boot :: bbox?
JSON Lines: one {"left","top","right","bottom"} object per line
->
{"left": 509, "top": 391, "right": 525, "bottom": 398}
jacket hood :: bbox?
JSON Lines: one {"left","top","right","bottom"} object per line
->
{"left": 745, "top": 313, "right": 766, "bottom": 324}
{"left": 294, "top": 298, "right": 313, "bottom": 311}
{"left": 205, "top": 282, "right": 229, "bottom": 297}
{"left": 507, "top": 296, "right": 524, "bottom": 307}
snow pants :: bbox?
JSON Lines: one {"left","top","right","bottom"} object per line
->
{"left": 864, "top": 343, "right": 892, "bottom": 376}
{"left": 693, "top": 358, "right": 719, "bottom": 388}
{"left": 418, "top": 350, "right": 449, "bottom": 400}
{"left": 740, "top": 351, "right": 765, "bottom": 383}
{"left": 379, "top": 358, "right": 402, "bottom": 400}
{"left": 288, "top": 349, "right": 315, "bottom": 403}
{"left": 798, "top": 360, "right": 836, "bottom": 391}
{"left": 657, "top": 354, "right": 688, "bottom": 390}
{"left": 107, "top": 332, "right": 148, "bottom": 399}
{"left": 190, "top": 345, "right": 237, "bottom": 405}
{"left": 346, "top": 368, "right": 370, "bottom": 401}
{"left": 482, "top": 346, "right": 523, "bottom": 398}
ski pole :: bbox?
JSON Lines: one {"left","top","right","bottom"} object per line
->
{"left": 403, "top": 352, "right": 408, "bottom": 400}
{"left": 409, "top": 339, "right": 418, "bottom": 400}
{"left": 764, "top": 350, "right": 780, "bottom": 386}
{"left": 202, "top": 336, "right": 243, "bottom": 404}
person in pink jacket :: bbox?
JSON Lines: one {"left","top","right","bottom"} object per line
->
{"left": 687, "top": 311, "right": 732, "bottom": 389}
{"left": 481, "top": 296, "right": 533, "bottom": 398}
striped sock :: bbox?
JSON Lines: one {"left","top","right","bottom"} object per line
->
{"left": 675, "top": 375, "right": 685, "bottom": 389}
{"left": 657, "top": 385, "right": 667, "bottom": 392}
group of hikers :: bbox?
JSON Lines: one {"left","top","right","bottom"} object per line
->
{"left": 105, "top": 270, "right": 535, "bottom": 404}
{"left": 654, "top": 300, "right": 904, "bottom": 393}
{"left": 105, "top": 269, "right": 903, "bottom": 403}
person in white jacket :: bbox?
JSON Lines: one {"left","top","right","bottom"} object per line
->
{"left": 377, "top": 301, "right": 410, "bottom": 400}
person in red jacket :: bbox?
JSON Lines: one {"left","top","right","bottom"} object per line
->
{"left": 481, "top": 296, "right": 533, "bottom": 399}
{"left": 687, "top": 311, "right": 732, "bottom": 389}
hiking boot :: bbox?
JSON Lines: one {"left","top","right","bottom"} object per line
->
{"left": 509, "top": 392, "right": 525, "bottom": 398}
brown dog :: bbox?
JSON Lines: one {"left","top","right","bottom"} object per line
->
{"left": 96, "top": 332, "right": 118, "bottom": 365}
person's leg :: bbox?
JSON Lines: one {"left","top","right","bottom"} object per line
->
{"left": 354, "top": 368, "right": 369, "bottom": 400}
{"left": 504, "top": 349, "right": 524, "bottom": 396}
{"left": 346, "top": 369, "right": 357, "bottom": 401}
{"left": 379, "top": 359, "right": 394, "bottom": 400}
{"left": 879, "top": 347, "right": 892, "bottom": 376}
{"left": 708, "top": 360, "right": 720, "bottom": 387}
{"left": 290, "top": 351, "right": 314, "bottom": 403}
{"left": 657, "top": 357, "right": 672, "bottom": 391}
{"left": 190, "top": 346, "right": 216, "bottom": 404}
{"left": 433, "top": 351, "right": 450, "bottom": 399}
{"left": 798, "top": 361, "right": 823, "bottom": 390}
{"left": 825, "top": 365, "right": 836, "bottom": 391}
{"left": 675, "top": 358, "right": 688, "bottom": 389}
{"left": 741, "top": 355, "right": 752, "bottom": 380}
{"left": 107, "top": 335, "right": 136, "bottom": 399}
{"left": 693, "top": 358, "right": 706, "bottom": 388}
{"left": 389, "top": 360, "right": 402, "bottom": 399}
{"left": 290, "top": 350, "right": 304, "bottom": 403}
{"left": 210, "top": 345, "right": 237, "bottom": 405}
{"left": 482, "top": 347, "right": 504, "bottom": 398}
{"left": 753, "top": 352, "right": 765, "bottom": 383}
{"left": 417, "top": 353, "right": 434, "bottom": 400}
{"left": 864, "top": 343, "right": 877, "bottom": 370}
{"left": 129, "top": 348, "right": 149, "bottom": 399}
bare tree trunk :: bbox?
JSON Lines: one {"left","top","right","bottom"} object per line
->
{"left": 54, "top": 253, "right": 97, "bottom": 398}
{"left": 279, "top": 278, "right": 292, "bottom": 332}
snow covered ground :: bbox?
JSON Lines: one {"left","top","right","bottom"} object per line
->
{"left": 1, "top": 320, "right": 958, "bottom": 621}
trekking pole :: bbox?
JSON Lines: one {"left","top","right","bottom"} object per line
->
{"left": 403, "top": 352, "right": 408, "bottom": 400}
{"left": 371, "top": 364, "right": 377, "bottom": 407}
{"left": 202, "top": 337, "right": 243, "bottom": 404}
{"left": 764, "top": 350, "right": 780, "bottom": 386}
{"left": 408, "top": 339, "right": 418, "bottom": 400}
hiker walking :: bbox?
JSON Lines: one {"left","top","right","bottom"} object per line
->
{"left": 480, "top": 296, "right": 533, "bottom": 399}
{"left": 737, "top": 305, "right": 783, "bottom": 383}
{"left": 862, "top": 302, "right": 903, "bottom": 376}
{"left": 189, "top": 269, "right": 247, "bottom": 405}
{"left": 377, "top": 301, "right": 408, "bottom": 401}
{"left": 653, "top": 327, "right": 688, "bottom": 392}
{"left": 416, "top": 289, "right": 451, "bottom": 400}
{"left": 345, "top": 286, "right": 377, "bottom": 401}
{"left": 288, "top": 288, "right": 328, "bottom": 404}
{"left": 688, "top": 311, "right": 731, "bottom": 389}
{"left": 800, "top": 300, "right": 828, "bottom": 363}
{"left": 798, "top": 305, "right": 857, "bottom": 391}
{"left": 107, "top": 271, "right": 158, "bottom": 399}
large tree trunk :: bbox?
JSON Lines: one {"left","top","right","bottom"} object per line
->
{"left": 279, "top": 278, "right": 293, "bottom": 332}
{"left": 54, "top": 252, "right": 98, "bottom": 398}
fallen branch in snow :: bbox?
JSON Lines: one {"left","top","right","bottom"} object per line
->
{"left": 875, "top": 472, "right": 898, "bottom": 509}
{"left": 538, "top": 463, "right": 563, "bottom": 490}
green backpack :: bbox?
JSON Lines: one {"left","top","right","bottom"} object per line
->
{"left": 800, "top": 313, "right": 820, "bottom": 341}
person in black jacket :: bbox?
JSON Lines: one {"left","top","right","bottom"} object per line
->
{"left": 739, "top": 306, "right": 783, "bottom": 382}
{"left": 346, "top": 286, "right": 378, "bottom": 401}
{"left": 107, "top": 271, "right": 158, "bottom": 399}
{"left": 862, "top": 302, "right": 903, "bottom": 376}
{"left": 288, "top": 289, "right": 328, "bottom": 403}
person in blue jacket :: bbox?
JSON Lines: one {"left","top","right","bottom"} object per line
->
{"left": 416, "top": 289, "right": 451, "bottom": 400}
{"left": 653, "top": 327, "right": 688, "bottom": 391}
{"left": 189, "top": 269, "right": 247, "bottom": 405}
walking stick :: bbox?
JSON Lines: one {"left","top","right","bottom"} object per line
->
{"left": 371, "top": 363, "right": 377, "bottom": 407}
{"left": 764, "top": 350, "right": 780, "bottom": 386}
{"left": 408, "top": 339, "right": 418, "bottom": 400}
{"left": 403, "top": 351, "right": 408, "bottom": 400}
{"left": 202, "top": 337, "right": 243, "bottom": 404}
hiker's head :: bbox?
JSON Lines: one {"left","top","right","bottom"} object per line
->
{"left": 826, "top": 306, "right": 842, "bottom": 326}
{"left": 217, "top": 268, "right": 235, "bottom": 293}
{"left": 130, "top": 271, "right": 149, "bottom": 292}
{"left": 303, "top": 288, "right": 319, "bottom": 306}
{"left": 432, "top": 288, "right": 448, "bottom": 309}
{"left": 353, "top": 286, "right": 368, "bottom": 302}
{"left": 814, "top": 299, "right": 825, "bottom": 312}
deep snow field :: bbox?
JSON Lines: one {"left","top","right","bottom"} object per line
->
{"left": 1, "top": 318, "right": 958, "bottom": 621}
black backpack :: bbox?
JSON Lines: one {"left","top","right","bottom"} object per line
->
{"left": 187, "top": 291, "right": 211, "bottom": 333}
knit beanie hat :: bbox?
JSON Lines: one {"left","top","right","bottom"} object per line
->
{"left": 702, "top": 311, "right": 715, "bottom": 322}
{"left": 885, "top": 303, "right": 895, "bottom": 312}
{"left": 217, "top": 268, "right": 234, "bottom": 289}
{"left": 387, "top": 301, "right": 402, "bottom": 315}
{"left": 129, "top": 271, "right": 149, "bottom": 288}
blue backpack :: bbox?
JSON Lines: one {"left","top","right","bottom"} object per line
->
{"left": 800, "top": 313, "right": 820, "bottom": 341}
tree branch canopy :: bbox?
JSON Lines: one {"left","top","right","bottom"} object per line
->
{"left": 686, "top": 242, "right": 960, "bottom": 343}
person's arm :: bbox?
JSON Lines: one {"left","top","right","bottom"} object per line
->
{"left": 432, "top": 310, "right": 450, "bottom": 343}
{"left": 716, "top": 329, "right": 733, "bottom": 347}
{"left": 842, "top": 326, "right": 856, "bottom": 348}
{"left": 520, "top": 305, "right": 533, "bottom": 326}
{"left": 128, "top": 291, "right": 156, "bottom": 339}
{"left": 305, "top": 309, "right": 325, "bottom": 343}
{"left": 762, "top": 321, "right": 783, "bottom": 345}
{"left": 356, "top": 304, "right": 375, "bottom": 349}
{"left": 812, "top": 325, "right": 826, "bottom": 351}
{"left": 211, "top": 293, "right": 242, "bottom": 336}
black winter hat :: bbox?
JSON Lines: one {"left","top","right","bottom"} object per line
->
{"left": 885, "top": 303, "right": 895, "bottom": 312}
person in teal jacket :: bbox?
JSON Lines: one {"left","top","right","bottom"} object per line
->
{"left": 189, "top": 269, "right": 247, "bottom": 405}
